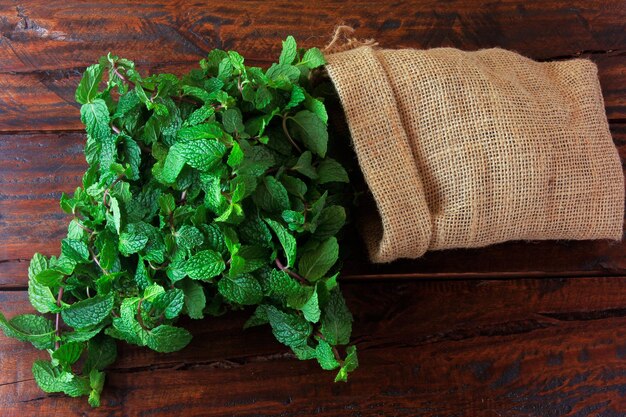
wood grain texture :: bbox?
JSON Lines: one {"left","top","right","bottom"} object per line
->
{"left": 2, "top": 278, "right": 626, "bottom": 416}
{"left": 0, "top": 1, "right": 625, "bottom": 131}
{"left": 1, "top": 1, "right": 626, "bottom": 415}
{"left": 1, "top": 126, "right": 625, "bottom": 287}
{"left": 1, "top": 0, "right": 624, "bottom": 73}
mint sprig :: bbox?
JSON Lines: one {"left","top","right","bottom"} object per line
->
{"left": 0, "top": 36, "right": 357, "bottom": 406}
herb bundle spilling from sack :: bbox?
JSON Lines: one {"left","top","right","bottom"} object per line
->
{"left": 0, "top": 36, "right": 358, "bottom": 406}
{"left": 2, "top": 27, "right": 623, "bottom": 407}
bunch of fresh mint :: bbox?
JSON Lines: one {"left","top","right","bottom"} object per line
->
{"left": 0, "top": 36, "right": 357, "bottom": 406}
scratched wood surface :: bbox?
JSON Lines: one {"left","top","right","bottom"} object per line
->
{"left": 1, "top": 1, "right": 626, "bottom": 416}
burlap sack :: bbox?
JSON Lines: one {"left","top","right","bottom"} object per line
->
{"left": 325, "top": 46, "right": 624, "bottom": 263}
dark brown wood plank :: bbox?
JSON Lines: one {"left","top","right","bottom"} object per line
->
{"left": 2, "top": 126, "right": 625, "bottom": 287}
{"left": 1, "top": 0, "right": 624, "bottom": 73}
{"left": 0, "top": 1, "right": 625, "bottom": 131}
{"left": 2, "top": 277, "right": 626, "bottom": 416}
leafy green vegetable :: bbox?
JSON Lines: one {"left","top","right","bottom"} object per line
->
{"left": 0, "top": 36, "right": 358, "bottom": 406}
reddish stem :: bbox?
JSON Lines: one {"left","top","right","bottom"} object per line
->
{"left": 136, "top": 298, "right": 150, "bottom": 331}
{"left": 282, "top": 113, "right": 302, "bottom": 153}
{"left": 54, "top": 287, "right": 64, "bottom": 350}
{"left": 275, "top": 258, "right": 307, "bottom": 285}
{"left": 90, "top": 247, "right": 109, "bottom": 275}
{"left": 102, "top": 174, "right": 126, "bottom": 208}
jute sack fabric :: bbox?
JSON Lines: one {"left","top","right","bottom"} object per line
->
{"left": 324, "top": 46, "right": 624, "bottom": 263}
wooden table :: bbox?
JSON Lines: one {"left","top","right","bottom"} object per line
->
{"left": 1, "top": 1, "right": 625, "bottom": 415}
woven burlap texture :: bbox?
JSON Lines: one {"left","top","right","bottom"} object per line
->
{"left": 325, "top": 46, "right": 624, "bottom": 263}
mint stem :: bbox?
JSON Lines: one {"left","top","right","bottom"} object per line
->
{"left": 136, "top": 298, "right": 150, "bottom": 331}
{"left": 90, "top": 247, "right": 109, "bottom": 275}
{"left": 54, "top": 287, "right": 64, "bottom": 350}
{"left": 102, "top": 174, "right": 125, "bottom": 208}
{"left": 274, "top": 258, "right": 307, "bottom": 284}
{"left": 282, "top": 113, "right": 302, "bottom": 153}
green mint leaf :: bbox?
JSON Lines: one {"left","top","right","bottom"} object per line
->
{"left": 315, "top": 339, "right": 340, "bottom": 370}
{"left": 239, "top": 217, "right": 273, "bottom": 247}
{"left": 62, "top": 324, "right": 107, "bottom": 344}
{"left": 161, "top": 144, "right": 186, "bottom": 183}
{"left": 180, "top": 279, "right": 206, "bottom": 319}
{"left": 28, "top": 256, "right": 58, "bottom": 314}
{"left": 266, "top": 63, "right": 300, "bottom": 85}
{"left": 267, "top": 269, "right": 309, "bottom": 308}
{"left": 314, "top": 206, "right": 346, "bottom": 240}
{"left": 281, "top": 174, "right": 307, "bottom": 198}
{"left": 32, "top": 360, "right": 91, "bottom": 397}
{"left": 298, "top": 237, "right": 339, "bottom": 281}
{"left": 254, "top": 176, "right": 290, "bottom": 213}
{"left": 234, "top": 245, "right": 270, "bottom": 274}
{"left": 186, "top": 104, "right": 215, "bottom": 126}
{"left": 227, "top": 142, "right": 244, "bottom": 168}
{"left": 288, "top": 110, "right": 328, "bottom": 157}
{"left": 175, "top": 139, "right": 227, "bottom": 172}
{"left": 122, "top": 137, "right": 142, "bottom": 181}
{"left": 146, "top": 324, "right": 192, "bottom": 353}
{"left": 182, "top": 85, "right": 212, "bottom": 102}
{"left": 335, "top": 345, "right": 358, "bottom": 382}
{"left": 254, "top": 86, "right": 273, "bottom": 110}
{"left": 285, "top": 85, "right": 305, "bottom": 110}
{"left": 84, "top": 334, "right": 117, "bottom": 372}
{"left": 306, "top": 191, "right": 328, "bottom": 233}
{"left": 109, "top": 197, "right": 122, "bottom": 234}
{"left": 266, "top": 305, "right": 312, "bottom": 349}
{"left": 304, "top": 94, "right": 329, "bottom": 124}
{"left": 28, "top": 253, "right": 48, "bottom": 280}
{"left": 237, "top": 143, "right": 275, "bottom": 176}
{"left": 28, "top": 280, "right": 58, "bottom": 314}
{"left": 222, "top": 108, "right": 244, "bottom": 134}
{"left": 301, "top": 289, "right": 321, "bottom": 323}
{"left": 301, "top": 47, "right": 326, "bottom": 69}
{"left": 282, "top": 210, "right": 305, "bottom": 232}
{"left": 185, "top": 250, "right": 225, "bottom": 280}
{"left": 75, "top": 63, "right": 104, "bottom": 104}
{"left": 107, "top": 298, "right": 147, "bottom": 346}
{"left": 292, "top": 151, "right": 317, "bottom": 179}
{"left": 344, "top": 345, "right": 359, "bottom": 371}
{"left": 152, "top": 289, "right": 185, "bottom": 319}
{"left": 80, "top": 99, "right": 111, "bottom": 142}
{"left": 61, "top": 293, "right": 114, "bottom": 329}
{"left": 292, "top": 343, "right": 317, "bottom": 360}
{"left": 143, "top": 283, "right": 165, "bottom": 301}
{"left": 279, "top": 35, "right": 298, "bottom": 65}
{"left": 218, "top": 273, "right": 263, "bottom": 305}
{"left": 320, "top": 288, "right": 353, "bottom": 346}
{"left": 317, "top": 158, "right": 349, "bottom": 184}
{"left": 119, "top": 226, "right": 149, "bottom": 256}
{"left": 52, "top": 342, "right": 84, "bottom": 367}
{"left": 228, "top": 51, "right": 245, "bottom": 73}
{"left": 177, "top": 123, "right": 225, "bottom": 141}
{"left": 264, "top": 219, "right": 296, "bottom": 267}
{"left": 175, "top": 225, "right": 204, "bottom": 252}
{"left": 0, "top": 312, "right": 55, "bottom": 350}
{"left": 88, "top": 369, "right": 106, "bottom": 407}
